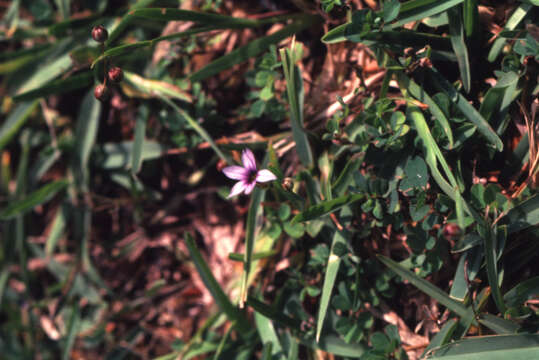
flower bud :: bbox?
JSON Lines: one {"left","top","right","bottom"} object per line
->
{"left": 108, "top": 67, "right": 124, "bottom": 83}
{"left": 92, "top": 25, "right": 108, "bottom": 43}
{"left": 94, "top": 84, "right": 110, "bottom": 101}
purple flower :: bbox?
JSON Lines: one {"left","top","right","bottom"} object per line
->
{"left": 222, "top": 149, "right": 277, "bottom": 198}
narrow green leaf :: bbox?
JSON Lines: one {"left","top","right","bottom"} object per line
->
{"left": 426, "top": 67, "right": 503, "bottom": 151}
{"left": 316, "top": 230, "right": 347, "bottom": 342}
{"left": 301, "top": 334, "right": 367, "bottom": 358}
{"left": 254, "top": 311, "right": 285, "bottom": 360}
{"left": 463, "top": 0, "right": 478, "bottom": 38}
{"left": 130, "top": 8, "right": 258, "bottom": 27}
{"left": 0, "top": 268, "right": 9, "bottom": 307}
{"left": 332, "top": 156, "right": 362, "bottom": 196}
{"left": 246, "top": 296, "right": 302, "bottom": 331}
{"left": 449, "top": 253, "right": 468, "bottom": 301}
{"left": 0, "top": 179, "right": 69, "bottom": 220}
{"left": 499, "top": 194, "right": 539, "bottom": 234}
{"left": 426, "top": 334, "right": 539, "bottom": 359}
{"left": 0, "top": 100, "right": 38, "bottom": 152}
{"left": 45, "top": 205, "right": 67, "bottom": 256}
{"left": 190, "top": 15, "right": 319, "bottom": 82}
{"left": 74, "top": 88, "right": 101, "bottom": 189}
{"left": 421, "top": 318, "right": 458, "bottom": 358}
{"left": 448, "top": 5, "right": 471, "bottom": 93}
{"left": 377, "top": 255, "right": 475, "bottom": 323}
{"left": 13, "top": 71, "right": 93, "bottom": 102}
{"left": 280, "top": 45, "right": 314, "bottom": 167}
{"left": 389, "top": 0, "right": 465, "bottom": 29}
{"left": 184, "top": 232, "right": 250, "bottom": 333}
{"left": 482, "top": 226, "right": 506, "bottom": 314}
{"left": 158, "top": 95, "right": 230, "bottom": 164}
{"left": 397, "top": 72, "right": 454, "bottom": 147}
{"left": 487, "top": 4, "right": 532, "bottom": 62}
{"left": 62, "top": 304, "right": 81, "bottom": 360}
{"left": 105, "top": 0, "right": 158, "bottom": 46}
{"left": 124, "top": 71, "right": 192, "bottom": 103}
{"left": 240, "top": 185, "right": 265, "bottom": 306}
{"left": 94, "top": 141, "right": 166, "bottom": 169}
{"left": 291, "top": 193, "right": 364, "bottom": 223}
{"left": 131, "top": 106, "right": 148, "bottom": 174}
{"left": 504, "top": 276, "right": 539, "bottom": 307}
{"left": 478, "top": 314, "right": 519, "bottom": 335}
{"left": 321, "top": 23, "right": 348, "bottom": 44}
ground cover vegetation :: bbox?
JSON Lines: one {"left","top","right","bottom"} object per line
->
{"left": 0, "top": 0, "right": 538, "bottom": 359}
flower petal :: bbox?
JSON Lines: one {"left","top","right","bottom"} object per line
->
{"left": 223, "top": 165, "right": 248, "bottom": 180}
{"left": 243, "top": 181, "right": 257, "bottom": 195}
{"left": 256, "top": 169, "right": 277, "bottom": 183}
{"left": 228, "top": 181, "right": 247, "bottom": 198}
{"left": 241, "top": 148, "right": 257, "bottom": 172}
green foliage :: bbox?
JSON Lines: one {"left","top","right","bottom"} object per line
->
{"left": 1, "top": 0, "right": 538, "bottom": 359}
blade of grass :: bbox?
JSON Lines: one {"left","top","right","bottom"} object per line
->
{"left": 388, "top": 0, "right": 465, "bottom": 29}
{"left": 316, "top": 229, "right": 347, "bottom": 342}
{"left": 131, "top": 105, "right": 148, "bottom": 174}
{"left": 123, "top": 71, "right": 192, "bottom": 103}
{"left": 425, "top": 334, "right": 539, "bottom": 359}
{"left": 0, "top": 179, "right": 69, "bottom": 220}
{"left": 239, "top": 179, "right": 265, "bottom": 307}
{"left": 280, "top": 43, "right": 313, "bottom": 168}
{"left": 45, "top": 205, "right": 68, "bottom": 256}
{"left": 62, "top": 304, "right": 80, "bottom": 360}
{"left": 73, "top": 88, "right": 101, "bottom": 190}
{"left": 504, "top": 276, "right": 539, "bottom": 307}
{"left": 184, "top": 232, "right": 250, "bottom": 333}
{"left": 447, "top": 5, "right": 471, "bottom": 93}
{"left": 499, "top": 194, "right": 539, "bottom": 234}
{"left": 291, "top": 193, "right": 364, "bottom": 223}
{"left": 397, "top": 72, "right": 454, "bottom": 147}
{"left": 0, "top": 100, "right": 38, "bottom": 153}
{"left": 421, "top": 318, "right": 458, "bottom": 358}
{"left": 301, "top": 334, "right": 367, "bottom": 358}
{"left": 487, "top": 4, "right": 532, "bottom": 62}
{"left": 254, "top": 311, "right": 285, "bottom": 360}
{"left": 13, "top": 72, "right": 93, "bottom": 102}
{"left": 482, "top": 225, "right": 507, "bottom": 314}
{"left": 190, "top": 14, "right": 319, "bottom": 82}
{"left": 426, "top": 67, "right": 503, "bottom": 151}
{"left": 478, "top": 314, "right": 519, "bottom": 334}
{"left": 246, "top": 296, "right": 302, "bottom": 331}
{"left": 130, "top": 8, "right": 259, "bottom": 27}
{"left": 157, "top": 94, "right": 230, "bottom": 164}
{"left": 377, "top": 255, "right": 476, "bottom": 323}
{"left": 105, "top": 0, "right": 158, "bottom": 46}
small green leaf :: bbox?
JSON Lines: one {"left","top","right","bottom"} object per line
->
{"left": 292, "top": 193, "right": 364, "bottom": 223}
{"left": 0, "top": 179, "right": 69, "bottom": 220}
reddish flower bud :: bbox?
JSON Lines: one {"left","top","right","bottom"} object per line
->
{"left": 92, "top": 25, "right": 108, "bottom": 43}
{"left": 108, "top": 67, "right": 124, "bottom": 83}
{"left": 94, "top": 84, "right": 110, "bottom": 101}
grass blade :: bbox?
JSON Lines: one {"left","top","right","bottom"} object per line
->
{"left": 447, "top": 5, "right": 471, "bottom": 93}
{"left": 13, "top": 71, "right": 93, "bottom": 102}
{"left": 377, "top": 255, "right": 475, "bottom": 323}
{"left": 239, "top": 179, "right": 265, "bottom": 307}
{"left": 0, "top": 101, "right": 38, "bottom": 153}
{"left": 316, "top": 229, "right": 347, "bottom": 342}
{"left": 131, "top": 106, "right": 148, "bottom": 174}
{"left": 397, "top": 72, "right": 454, "bottom": 147}
{"left": 389, "top": 0, "right": 464, "bottom": 29}
{"left": 0, "top": 179, "right": 69, "bottom": 220}
{"left": 478, "top": 314, "right": 519, "bottom": 335}
{"left": 73, "top": 89, "right": 101, "bottom": 189}
{"left": 499, "top": 194, "right": 539, "bottom": 234}
{"left": 504, "top": 276, "right": 539, "bottom": 307}
{"left": 280, "top": 43, "right": 314, "bottom": 168}
{"left": 62, "top": 304, "right": 81, "bottom": 360}
{"left": 291, "top": 193, "right": 364, "bottom": 223}
{"left": 482, "top": 225, "right": 506, "bottom": 314}
{"left": 130, "top": 8, "right": 258, "bottom": 27}
{"left": 487, "top": 4, "right": 532, "bottom": 62}
{"left": 421, "top": 318, "right": 458, "bottom": 358}
{"left": 184, "top": 232, "right": 250, "bottom": 333}
{"left": 157, "top": 94, "right": 230, "bottom": 164}
{"left": 426, "top": 334, "right": 539, "bottom": 359}
{"left": 254, "top": 311, "right": 285, "bottom": 360}
{"left": 190, "top": 14, "right": 319, "bottom": 82}
{"left": 301, "top": 334, "right": 367, "bottom": 358}
{"left": 123, "top": 71, "right": 192, "bottom": 103}
{"left": 426, "top": 67, "right": 503, "bottom": 151}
